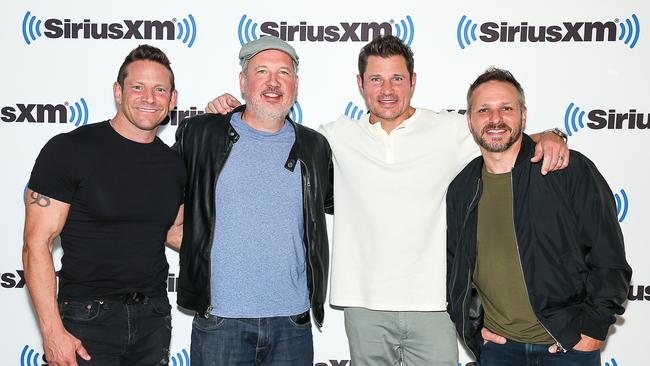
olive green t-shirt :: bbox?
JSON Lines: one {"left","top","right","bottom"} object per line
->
{"left": 473, "top": 167, "right": 554, "bottom": 344}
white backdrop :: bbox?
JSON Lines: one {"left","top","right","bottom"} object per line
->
{"left": 1, "top": 1, "right": 647, "bottom": 365}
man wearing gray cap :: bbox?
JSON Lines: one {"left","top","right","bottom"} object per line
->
{"left": 173, "top": 36, "right": 333, "bottom": 365}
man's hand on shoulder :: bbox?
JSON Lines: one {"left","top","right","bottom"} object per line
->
{"left": 205, "top": 93, "right": 241, "bottom": 114}
{"left": 530, "top": 130, "right": 570, "bottom": 175}
{"left": 43, "top": 326, "right": 90, "bottom": 366}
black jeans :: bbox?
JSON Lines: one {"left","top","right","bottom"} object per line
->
{"left": 59, "top": 295, "right": 172, "bottom": 366}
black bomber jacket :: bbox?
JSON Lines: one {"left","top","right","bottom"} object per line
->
{"left": 446, "top": 134, "right": 631, "bottom": 359}
{"left": 172, "top": 106, "right": 333, "bottom": 327}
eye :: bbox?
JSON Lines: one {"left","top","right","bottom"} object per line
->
{"left": 502, "top": 106, "right": 513, "bottom": 111}
{"left": 393, "top": 76, "right": 403, "bottom": 82}
{"left": 154, "top": 87, "right": 167, "bottom": 94}
{"left": 477, "top": 108, "right": 487, "bottom": 113}
{"left": 370, "top": 77, "right": 381, "bottom": 83}
{"left": 257, "top": 69, "right": 268, "bottom": 75}
{"left": 132, "top": 85, "right": 143, "bottom": 91}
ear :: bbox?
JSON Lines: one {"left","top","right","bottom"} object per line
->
{"left": 357, "top": 74, "right": 364, "bottom": 94}
{"left": 239, "top": 71, "right": 246, "bottom": 94}
{"left": 410, "top": 72, "right": 417, "bottom": 93}
{"left": 113, "top": 81, "right": 122, "bottom": 105}
{"left": 521, "top": 106, "right": 527, "bottom": 131}
{"left": 169, "top": 89, "right": 178, "bottom": 111}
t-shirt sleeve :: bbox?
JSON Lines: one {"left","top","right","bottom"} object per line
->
{"left": 453, "top": 112, "right": 480, "bottom": 167}
{"left": 28, "top": 134, "right": 80, "bottom": 204}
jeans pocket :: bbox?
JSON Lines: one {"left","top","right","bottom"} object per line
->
{"left": 58, "top": 300, "right": 102, "bottom": 322}
{"left": 288, "top": 311, "right": 311, "bottom": 328}
{"left": 148, "top": 297, "right": 172, "bottom": 316}
{"left": 192, "top": 314, "right": 226, "bottom": 331}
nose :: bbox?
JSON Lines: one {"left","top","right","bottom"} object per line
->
{"left": 142, "top": 87, "right": 155, "bottom": 103}
{"left": 488, "top": 109, "right": 502, "bottom": 122}
{"left": 380, "top": 80, "right": 393, "bottom": 94}
{"left": 266, "top": 72, "right": 280, "bottom": 87}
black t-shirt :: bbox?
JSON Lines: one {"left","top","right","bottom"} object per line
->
{"left": 28, "top": 121, "right": 185, "bottom": 300}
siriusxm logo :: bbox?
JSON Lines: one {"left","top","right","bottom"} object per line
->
{"left": 629, "top": 284, "right": 650, "bottom": 300}
{"left": 614, "top": 189, "right": 629, "bottom": 223}
{"left": 167, "top": 272, "right": 178, "bottom": 292}
{"left": 564, "top": 102, "right": 649, "bottom": 136}
{"left": 314, "top": 361, "right": 349, "bottom": 366}
{"left": 290, "top": 101, "right": 303, "bottom": 124}
{"left": 605, "top": 358, "right": 620, "bottom": 366}
{"left": 22, "top": 11, "right": 197, "bottom": 47}
{"left": 1, "top": 98, "right": 88, "bottom": 126}
{"left": 20, "top": 345, "right": 47, "bottom": 366}
{"left": 238, "top": 15, "right": 414, "bottom": 46}
{"left": 1, "top": 270, "right": 26, "bottom": 288}
{"left": 170, "top": 348, "right": 189, "bottom": 366}
{"left": 344, "top": 101, "right": 366, "bottom": 120}
{"left": 163, "top": 106, "right": 204, "bottom": 126}
{"left": 457, "top": 14, "right": 640, "bottom": 49}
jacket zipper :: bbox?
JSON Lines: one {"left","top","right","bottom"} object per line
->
{"left": 204, "top": 134, "right": 235, "bottom": 319}
{"left": 509, "top": 175, "right": 566, "bottom": 352}
{"left": 299, "top": 158, "right": 321, "bottom": 328}
{"left": 460, "top": 177, "right": 482, "bottom": 360}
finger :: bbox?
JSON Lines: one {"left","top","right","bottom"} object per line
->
{"left": 205, "top": 101, "right": 218, "bottom": 113}
{"left": 542, "top": 146, "right": 560, "bottom": 175}
{"left": 530, "top": 143, "right": 543, "bottom": 163}
{"left": 224, "top": 93, "right": 241, "bottom": 109}
{"left": 76, "top": 343, "right": 91, "bottom": 361}
{"left": 548, "top": 344, "right": 558, "bottom": 353}
{"left": 218, "top": 98, "right": 235, "bottom": 113}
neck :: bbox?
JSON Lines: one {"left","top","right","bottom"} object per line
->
{"left": 241, "top": 110, "right": 285, "bottom": 133}
{"left": 481, "top": 141, "right": 522, "bottom": 174}
{"left": 369, "top": 106, "right": 416, "bottom": 134}
{"left": 110, "top": 114, "right": 158, "bottom": 144}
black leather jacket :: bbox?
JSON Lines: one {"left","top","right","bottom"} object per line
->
{"left": 446, "top": 134, "right": 631, "bottom": 359}
{"left": 173, "top": 106, "right": 333, "bottom": 327}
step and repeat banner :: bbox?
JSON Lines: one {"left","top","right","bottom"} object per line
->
{"left": 1, "top": 1, "right": 647, "bottom": 365}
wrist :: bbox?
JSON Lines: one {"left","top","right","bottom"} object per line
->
{"left": 543, "top": 128, "right": 568, "bottom": 142}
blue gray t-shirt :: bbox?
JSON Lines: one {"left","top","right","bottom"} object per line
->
{"left": 211, "top": 112, "right": 308, "bottom": 317}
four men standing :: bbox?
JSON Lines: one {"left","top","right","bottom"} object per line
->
{"left": 22, "top": 35, "right": 630, "bottom": 366}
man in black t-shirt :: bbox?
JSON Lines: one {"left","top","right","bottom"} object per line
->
{"left": 23, "top": 45, "right": 185, "bottom": 366}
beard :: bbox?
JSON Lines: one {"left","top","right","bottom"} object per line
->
{"left": 471, "top": 122, "right": 523, "bottom": 153}
{"left": 243, "top": 87, "right": 294, "bottom": 122}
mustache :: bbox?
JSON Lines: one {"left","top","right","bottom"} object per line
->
{"left": 481, "top": 123, "right": 512, "bottom": 134}
{"left": 262, "top": 86, "right": 283, "bottom": 95}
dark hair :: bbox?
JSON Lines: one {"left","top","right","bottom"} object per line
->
{"left": 467, "top": 67, "right": 525, "bottom": 113}
{"left": 116, "top": 44, "right": 175, "bottom": 90}
{"left": 358, "top": 35, "right": 414, "bottom": 81}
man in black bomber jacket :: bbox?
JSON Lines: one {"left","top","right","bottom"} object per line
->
{"left": 446, "top": 67, "right": 631, "bottom": 366}
{"left": 172, "top": 36, "right": 333, "bottom": 365}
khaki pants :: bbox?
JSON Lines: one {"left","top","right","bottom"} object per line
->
{"left": 344, "top": 307, "right": 458, "bottom": 366}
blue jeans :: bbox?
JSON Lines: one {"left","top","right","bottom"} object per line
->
{"left": 58, "top": 295, "right": 172, "bottom": 365}
{"left": 479, "top": 339, "right": 600, "bottom": 366}
{"left": 191, "top": 311, "right": 313, "bottom": 366}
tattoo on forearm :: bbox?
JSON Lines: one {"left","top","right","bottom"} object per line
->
{"left": 30, "top": 192, "right": 51, "bottom": 207}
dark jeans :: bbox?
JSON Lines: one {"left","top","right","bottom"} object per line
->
{"left": 191, "top": 311, "right": 313, "bottom": 366}
{"left": 480, "top": 339, "right": 600, "bottom": 366}
{"left": 59, "top": 295, "right": 172, "bottom": 366}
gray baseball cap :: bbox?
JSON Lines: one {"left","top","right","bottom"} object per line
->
{"left": 239, "top": 36, "right": 299, "bottom": 68}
